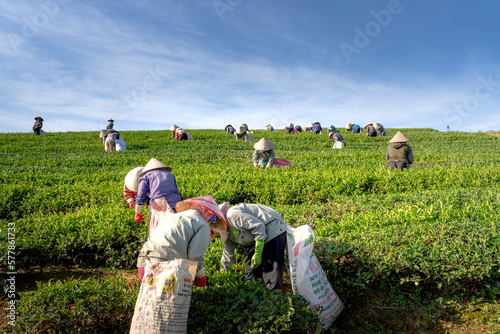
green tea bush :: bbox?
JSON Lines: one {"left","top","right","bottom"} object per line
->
{"left": 13, "top": 276, "right": 137, "bottom": 334}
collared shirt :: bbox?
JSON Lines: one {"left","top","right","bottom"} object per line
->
{"left": 136, "top": 169, "right": 181, "bottom": 208}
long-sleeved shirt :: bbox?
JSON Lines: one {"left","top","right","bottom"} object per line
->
{"left": 221, "top": 204, "right": 287, "bottom": 270}
{"left": 136, "top": 169, "right": 181, "bottom": 208}
{"left": 385, "top": 143, "right": 414, "bottom": 164}
{"left": 253, "top": 149, "right": 275, "bottom": 168}
{"left": 137, "top": 209, "right": 210, "bottom": 277}
{"left": 33, "top": 121, "right": 43, "bottom": 130}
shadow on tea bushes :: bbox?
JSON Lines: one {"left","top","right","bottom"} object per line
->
{"left": 188, "top": 270, "right": 320, "bottom": 333}
{"left": 12, "top": 276, "right": 137, "bottom": 334}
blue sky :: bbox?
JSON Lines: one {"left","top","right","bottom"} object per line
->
{"left": 1, "top": 0, "right": 499, "bottom": 133}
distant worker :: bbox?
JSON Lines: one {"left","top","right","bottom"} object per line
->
{"left": 328, "top": 126, "right": 347, "bottom": 149}
{"left": 253, "top": 138, "right": 290, "bottom": 168}
{"left": 134, "top": 158, "right": 181, "bottom": 225}
{"left": 295, "top": 124, "right": 303, "bottom": 132}
{"left": 385, "top": 131, "right": 414, "bottom": 171}
{"left": 33, "top": 116, "right": 44, "bottom": 135}
{"left": 170, "top": 124, "right": 179, "bottom": 138}
{"left": 374, "top": 123, "right": 390, "bottom": 136}
{"left": 106, "top": 119, "right": 114, "bottom": 130}
{"left": 101, "top": 129, "right": 120, "bottom": 152}
{"left": 266, "top": 123, "right": 275, "bottom": 131}
{"left": 225, "top": 124, "right": 235, "bottom": 134}
{"left": 235, "top": 125, "right": 254, "bottom": 142}
{"left": 124, "top": 166, "right": 146, "bottom": 209}
{"left": 312, "top": 122, "right": 323, "bottom": 134}
{"left": 352, "top": 124, "right": 362, "bottom": 134}
{"left": 241, "top": 123, "right": 253, "bottom": 134}
{"left": 365, "top": 123, "right": 377, "bottom": 137}
{"left": 285, "top": 123, "right": 295, "bottom": 134}
{"left": 345, "top": 123, "right": 353, "bottom": 132}
{"left": 216, "top": 202, "right": 288, "bottom": 291}
{"left": 175, "top": 128, "right": 194, "bottom": 141}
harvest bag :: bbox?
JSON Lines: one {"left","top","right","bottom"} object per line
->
{"left": 332, "top": 141, "right": 345, "bottom": 149}
{"left": 115, "top": 137, "right": 127, "bottom": 151}
{"left": 149, "top": 197, "right": 175, "bottom": 236}
{"left": 286, "top": 225, "right": 344, "bottom": 330}
{"left": 130, "top": 259, "right": 198, "bottom": 334}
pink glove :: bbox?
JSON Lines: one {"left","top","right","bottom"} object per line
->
{"left": 138, "top": 267, "right": 145, "bottom": 282}
{"left": 134, "top": 213, "right": 143, "bottom": 223}
{"left": 254, "top": 165, "right": 259, "bottom": 168}
{"left": 194, "top": 276, "right": 206, "bottom": 287}
{"left": 128, "top": 201, "right": 135, "bottom": 209}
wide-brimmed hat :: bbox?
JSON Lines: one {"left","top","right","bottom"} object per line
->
{"left": 364, "top": 123, "right": 373, "bottom": 128}
{"left": 266, "top": 123, "right": 271, "bottom": 127}
{"left": 34, "top": 116, "right": 44, "bottom": 121}
{"left": 389, "top": 131, "right": 411, "bottom": 143}
{"left": 374, "top": 123, "right": 383, "bottom": 130}
{"left": 140, "top": 158, "right": 172, "bottom": 176}
{"left": 253, "top": 137, "right": 275, "bottom": 151}
{"left": 175, "top": 195, "right": 227, "bottom": 231}
{"left": 346, "top": 123, "right": 353, "bottom": 130}
{"left": 124, "top": 166, "right": 144, "bottom": 192}
{"left": 108, "top": 119, "right": 114, "bottom": 122}
{"left": 286, "top": 123, "right": 293, "bottom": 128}
{"left": 170, "top": 124, "right": 179, "bottom": 131}
{"left": 236, "top": 125, "right": 247, "bottom": 135}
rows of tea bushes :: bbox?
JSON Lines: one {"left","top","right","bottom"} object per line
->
{"left": 1, "top": 128, "right": 499, "bottom": 332}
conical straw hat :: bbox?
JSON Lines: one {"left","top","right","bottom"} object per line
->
{"left": 236, "top": 126, "right": 246, "bottom": 135}
{"left": 286, "top": 123, "right": 293, "bottom": 128}
{"left": 253, "top": 137, "right": 275, "bottom": 151}
{"left": 346, "top": 123, "right": 352, "bottom": 130}
{"left": 140, "top": 158, "right": 172, "bottom": 175}
{"left": 34, "top": 116, "right": 44, "bottom": 121}
{"left": 175, "top": 195, "right": 227, "bottom": 230}
{"left": 389, "top": 131, "right": 411, "bottom": 143}
{"left": 364, "top": 123, "right": 373, "bottom": 128}
{"left": 124, "top": 166, "right": 144, "bottom": 192}
{"left": 374, "top": 123, "right": 382, "bottom": 130}
{"left": 170, "top": 124, "right": 179, "bottom": 131}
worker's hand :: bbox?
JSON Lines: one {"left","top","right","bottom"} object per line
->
{"left": 251, "top": 240, "right": 265, "bottom": 269}
{"left": 134, "top": 213, "right": 143, "bottom": 223}
{"left": 138, "top": 267, "right": 145, "bottom": 282}
{"left": 194, "top": 276, "right": 206, "bottom": 287}
{"left": 128, "top": 201, "right": 135, "bottom": 209}
{"left": 254, "top": 164, "right": 259, "bottom": 168}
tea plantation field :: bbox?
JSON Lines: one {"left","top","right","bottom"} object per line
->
{"left": 1, "top": 128, "right": 499, "bottom": 333}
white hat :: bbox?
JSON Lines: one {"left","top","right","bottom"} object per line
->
{"left": 170, "top": 124, "right": 179, "bottom": 131}
{"left": 346, "top": 123, "right": 353, "bottom": 130}
{"left": 364, "top": 123, "right": 373, "bottom": 128}
{"left": 389, "top": 131, "right": 411, "bottom": 143}
{"left": 286, "top": 123, "right": 293, "bottom": 128}
{"left": 253, "top": 137, "right": 275, "bottom": 151}
{"left": 124, "top": 167, "right": 144, "bottom": 192}
{"left": 140, "top": 158, "right": 172, "bottom": 176}
{"left": 374, "top": 123, "right": 383, "bottom": 130}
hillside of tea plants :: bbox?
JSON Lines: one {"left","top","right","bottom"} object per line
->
{"left": 1, "top": 128, "right": 499, "bottom": 333}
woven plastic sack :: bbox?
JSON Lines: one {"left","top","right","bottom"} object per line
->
{"left": 130, "top": 258, "right": 198, "bottom": 334}
{"left": 286, "top": 225, "right": 343, "bottom": 330}
{"left": 332, "top": 141, "right": 345, "bottom": 149}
